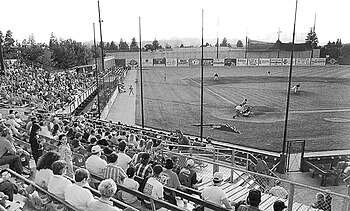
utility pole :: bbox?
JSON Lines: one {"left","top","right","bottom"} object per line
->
{"left": 93, "top": 23, "right": 101, "bottom": 118}
{"left": 97, "top": 0, "right": 105, "bottom": 119}
{"left": 279, "top": 0, "right": 299, "bottom": 174}
{"left": 139, "top": 17, "right": 145, "bottom": 128}
{"left": 216, "top": 17, "right": 219, "bottom": 59}
{"left": 310, "top": 13, "right": 316, "bottom": 65}
{"left": 200, "top": 9, "right": 204, "bottom": 142}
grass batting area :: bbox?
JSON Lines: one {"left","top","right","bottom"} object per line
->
{"left": 135, "top": 65, "right": 350, "bottom": 153}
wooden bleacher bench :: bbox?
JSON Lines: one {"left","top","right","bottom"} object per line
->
{"left": 5, "top": 168, "right": 80, "bottom": 211}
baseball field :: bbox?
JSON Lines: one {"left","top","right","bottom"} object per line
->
{"left": 135, "top": 65, "right": 350, "bottom": 153}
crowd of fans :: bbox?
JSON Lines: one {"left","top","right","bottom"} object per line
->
{"left": 0, "top": 63, "right": 96, "bottom": 113}
{"left": 0, "top": 108, "right": 336, "bottom": 211}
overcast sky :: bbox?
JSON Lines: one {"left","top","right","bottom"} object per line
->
{"left": 1, "top": 0, "right": 349, "bottom": 45}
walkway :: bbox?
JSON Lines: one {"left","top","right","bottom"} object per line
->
{"left": 105, "top": 68, "right": 137, "bottom": 125}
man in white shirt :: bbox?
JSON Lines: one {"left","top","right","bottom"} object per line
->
{"left": 269, "top": 180, "right": 288, "bottom": 199}
{"left": 48, "top": 160, "right": 72, "bottom": 199}
{"left": 65, "top": 168, "right": 94, "bottom": 210}
{"left": 143, "top": 165, "right": 164, "bottom": 210}
{"left": 86, "top": 145, "right": 107, "bottom": 180}
{"left": 201, "top": 172, "right": 233, "bottom": 211}
{"left": 116, "top": 141, "right": 132, "bottom": 171}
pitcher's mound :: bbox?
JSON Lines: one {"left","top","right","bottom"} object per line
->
{"left": 211, "top": 106, "right": 287, "bottom": 123}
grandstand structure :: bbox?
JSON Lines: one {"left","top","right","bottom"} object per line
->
{"left": 1, "top": 56, "right": 350, "bottom": 211}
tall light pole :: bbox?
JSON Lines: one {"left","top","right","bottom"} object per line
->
{"left": 279, "top": 0, "right": 299, "bottom": 174}
{"left": 97, "top": 0, "right": 105, "bottom": 119}
{"left": 139, "top": 17, "right": 145, "bottom": 128}
{"left": 93, "top": 23, "right": 101, "bottom": 118}
{"left": 200, "top": 9, "right": 204, "bottom": 142}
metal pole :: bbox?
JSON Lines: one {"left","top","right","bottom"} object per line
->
{"left": 139, "top": 17, "right": 144, "bottom": 128}
{"left": 0, "top": 39, "right": 5, "bottom": 75}
{"left": 216, "top": 37, "right": 219, "bottom": 59}
{"left": 93, "top": 23, "right": 101, "bottom": 118}
{"left": 97, "top": 0, "right": 105, "bottom": 119}
{"left": 245, "top": 36, "right": 248, "bottom": 59}
{"left": 280, "top": 0, "right": 298, "bottom": 174}
{"left": 200, "top": 9, "right": 204, "bottom": 142}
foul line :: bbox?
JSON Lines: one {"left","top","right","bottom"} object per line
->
{"left": 290, "top": 108, "right": 350, "bottom": 114}
{"left": 187, "top": 78, "right": 236, "bottom": 105}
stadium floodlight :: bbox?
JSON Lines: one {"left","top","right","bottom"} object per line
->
{"left": 279, "top": 0, "right": 299, "bottom": 174}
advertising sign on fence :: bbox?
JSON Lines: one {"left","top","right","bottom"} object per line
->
{"left": 213, "top": 59, "right": 225, "bottom": 66}
{"left": 178, "top": 59, "right": 189, "bottom": 66}
{"left": 153, "top": 58, "right": 166, "bottom": 66}
{"left": 270, "top": 58, "right": 282, "bottom": 66}
{"left": 259, "top": 58, "right": 270, "bottom": 66}
{"left": 126, "top": 59, "right": 138, "bottom": 66}
{"left": 166, "top": 59, "right": 177, "bottom": 66}
{"left": 142, "top": 59, "right": 153, "bottom": 67}
{"left": 115, "top": 59, "right": 126, "bottom": 67}
{"left": 236, "top": 59, "right": 247, "bottom": 66}
{"left": 311, "top": 58, "right": 326, "bottom": 66}
{"left": 203, "top": 59, "right": 214, "bottom": 66}
{"left": 296, "top": 58, "right": 308, "bottom": 66}
{"left": 189, "top": 59, "right": 201, "bottom": 67}
{"left": 224, "top": 58, "right": 236, "bottom": 66}
{"left": 248, "top": 58, "right": 258, "bottom": 66}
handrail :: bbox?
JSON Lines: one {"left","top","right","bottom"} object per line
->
{"left": 87, "top": 173, "right": 187, "bottom": 211}
{"left": 4, "top": 168, "right": 80, "bottom": 211}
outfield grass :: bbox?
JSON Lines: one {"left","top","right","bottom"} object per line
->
{"left": 135, "top": 65, "right": 350, "bottom": 152}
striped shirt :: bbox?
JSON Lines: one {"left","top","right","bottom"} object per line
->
{"left": 135, "top": 163, "right": 153, "bottom": 179}
{"left": 103, "top": 163, "right": 127, "bottom": 184}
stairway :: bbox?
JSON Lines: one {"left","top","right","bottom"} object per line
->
{"left": 73, "top": 89, "right": 98, "bottom": 116}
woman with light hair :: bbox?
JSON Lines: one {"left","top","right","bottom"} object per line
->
{"left": 88, "top": 179, "right": 121, "bottom": 211}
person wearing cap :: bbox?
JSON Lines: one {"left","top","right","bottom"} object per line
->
{"left": 85, "top": 145, "right": 107, "bottom": 185}
{"left": 178, "top": 159, "right": 201, "bottom": 190}
{"left": 116, "top": 140, "right": 132, "bottom": 172}
{"left": 273, "top": 200, "right": 287, "bottom": 211}
{"left": 237, "top": 189, "right": 263, "bottom": 211}
{"left": 201, "top": 172, "right": 233, "bottom": 211}
{"left": 103, "top": 153, "right": 127, "bottom": 185}
{"left": 142, "top": 164, "right": 164, "bottom": 210}
{"left": 269, "top": 180, "right": 288, "bottom": 199}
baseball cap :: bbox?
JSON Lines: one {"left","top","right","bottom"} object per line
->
{"left": 273, "top": 200, "right": 287, "bottom": 210}
{"left": 91, "top": 145, "right": 103, "bottom": 154}
{"left": 213, "top": 172, "right": 224, "bottom": 182}
{"left": 187, "top": 159, "right": 195, "bottom": 167}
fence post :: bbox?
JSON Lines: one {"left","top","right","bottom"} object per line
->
{"left": 341, "top": 185, "right": 350, "bottom": 211}
{"left": 230, "top": 149, "right": 236, "bottom": 182}
{"left": 213, "top": 149, "right": 219, "bottom": 174}
{"left": 287, "top": 183, "right": 294, "bottom": 211}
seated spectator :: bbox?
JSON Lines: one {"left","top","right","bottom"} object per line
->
{"left": 88, "top": 179, "right": 122, "bottom": 211}
{"left": 237, "top": 189, "right": 263, "bottom": 211}
{"left": 86, "top": 145, "right": 107, "bottom": 186}
{"left": 116, "top": 141, "right": 132, "bottom": 172}
{"left": 269, "top": 180, "right": 288, "bottom": 199}
{"left": 34, "top": 151, "right": 61, "bottom": 189}
{"left": 142, "top": 165, "right": 164, "bottom": 210}
{"left": 0, "top": 131, "right": 23, "bottom": 174}
{"left": 65, "top": 168, "right": 94, "bottom": 210}
{"left": 121, "top": 167, "right": 140, "bottom": 206}
{"left": 255, "top": 155, "right": 269, "bottom": 175}
{"left": 47, "top": 160, "right": 72, "bottom": 199}
{"left": 311, "top": 192, "right": 327, "bottom": 210}
{"left": 178, "top": 159, "right": 201, "bottom": 189}
{"left": 0, "top": 171, "right": 20, "bottom": 201}
{"left": 134, "top": 153, "right": 153, "bottom": 179}
{"left": 201, "top": 172, "right": 233, "bottom": 211}
{"left": 273, "top": 200, "right": 287, "bottom": 211}
{"left": 162, "top": 159, "right": 183, "bottom": 205}
{"left": 103, "top": 153, "right": 127, "bottom": 185}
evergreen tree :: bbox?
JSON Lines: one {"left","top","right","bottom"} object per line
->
{"left": 130, "top": 37, "right": 138, "bottom": 49}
